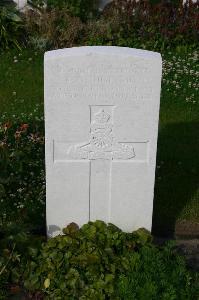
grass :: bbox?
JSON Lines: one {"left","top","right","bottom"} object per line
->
{"left": 0, "top": 50, "right": 44, "bottom": 120}
{"left": 153, "top": 50, "right": 199, "bottom": 236}
{"left": 0, "top": 48, "right": 198, "bottom": 237}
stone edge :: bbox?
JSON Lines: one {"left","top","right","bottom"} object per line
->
{"left": 44, "top": 46, "right": 162, "bottom": 62}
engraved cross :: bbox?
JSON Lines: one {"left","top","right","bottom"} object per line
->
{"left": 54, "top": 105, "right": 148, "bottom": 222}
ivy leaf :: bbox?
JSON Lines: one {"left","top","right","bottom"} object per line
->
{"left": 44, "top": 278, "right": 50, "bottom": 289}
{"left": 105, "top": 274, "right": 114, "bottom": 283}
{"left": 62, "top": 222, "right": 79, "bottom": 236}
{"left": 133, "top": 228, "right": 153, "bottom": 245}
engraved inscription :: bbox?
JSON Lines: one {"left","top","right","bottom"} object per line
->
{"left": 67, "top": 108, "right": 135, "bottom": 160}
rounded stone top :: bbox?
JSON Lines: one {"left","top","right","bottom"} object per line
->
{"left": 45, "top": 46, "right": 162, "bottom": 61}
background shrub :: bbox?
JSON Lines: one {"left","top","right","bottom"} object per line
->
{"left": 47, "top": 0, "right": 98, "bottom": 21}
{"left": 23, "top": 0, "right": 199, "bottom": 52}
{"left": 98, "top": 0, "right": 199, "bottom": 50}
{"left": 0, "top": 1, "right": 24, "bottom": 50}
{"left": 25, "top": 8, "right": 84, "bottom": 49}
{"left": 1, "top": 0, "right": 198, "bottom": 51}
{"left": 29, "top": 0, "right": 98, "bottom": 21}
{"left": 0, "top": 121, "right": 45, "bottom": 228}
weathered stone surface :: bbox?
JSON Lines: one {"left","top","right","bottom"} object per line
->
{"left": 45, "top": 46, "right": 162, "bottom": 237}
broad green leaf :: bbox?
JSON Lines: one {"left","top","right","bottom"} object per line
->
{"left": 44, "top": 278, "right": 50, "bottom": 289}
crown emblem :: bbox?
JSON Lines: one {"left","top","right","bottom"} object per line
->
{"left": 94, "top": 109, "right": 110, "bottom": 124}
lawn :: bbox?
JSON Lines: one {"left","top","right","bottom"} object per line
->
{"left": 0, "top": 50, "right": 44, "bottom": 120}
{"left": 0, "top": 48, "right": 198, "bottom": 237}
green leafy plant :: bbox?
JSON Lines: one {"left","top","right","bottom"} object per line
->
{"left": 23, "top": 221, "right": 198, "bottom": 299}
{"left": 24, "top": 0, "right": 199, "bottom": 51}
{"left": 24, "top": 221, "right": 152, "bottom": 299}
{"left": 28, "top": 0, "right": 98, "bottom": 21}
{"left": 25, "top": 8, "right": 84, "bottom": 50}
{"left": 85, "top": 0, "right": 199, "bottom": 51}
{"left": 0, "top": 2, "right": 24, "bottom": 50}
{"left": 47, "top": 0, "right": 98, "bottom": 21}
{"left": 116, "top": 242, "right": 199, "bottom": 299}
{"left": 0, "top": 121, "right": 45, "bottom": 227}
{"left": 0, "top": 222, "right": 44, "bottom": 298}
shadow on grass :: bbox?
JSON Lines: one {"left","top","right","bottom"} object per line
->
{"left": 152, "top": 121, "right": 199, "bottom": 238}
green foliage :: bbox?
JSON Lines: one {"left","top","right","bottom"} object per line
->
{"left": 0, "top": 50, "right": 44, "bottom": 118}
{"left": 0, "top": 121, "right": 45, "bottom": 227}
{"left": 25, "top": 8, "right": 84, "bottom": 50}
{"left": 116, "top": 242, "right": 199, "bottom": 300}
{"left": 48, "top": 0, "right": 98, "bottom": 21}
{"left": 0, "top": 222, "right": 44, "bottom": 298}
{"left": 24, "top": 0, "right": 199, "bottom": 52}
{"left": 0, "top": 0, "right": 16, "bottom": 8}
{"left": 24, "top": 221, "right": 152, "bottom": 299}
{"left": 85, "top": 0, "right": 199, "bottom": 52}
{"left": 0, "top": 3, "right": 24, "bottom": 50}
{"left": 29, "top": 0, "right": 98, "bottom": 21}
{"left": 23, "top": 221, "right": 198, "bottom": 299}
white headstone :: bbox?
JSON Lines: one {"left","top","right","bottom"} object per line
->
{"left": 45, "top": 46, "right": 162, "bottom": 237}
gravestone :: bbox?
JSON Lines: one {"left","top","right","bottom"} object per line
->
{"left": 45, "top": 46, "right": 162, "bottom": 237}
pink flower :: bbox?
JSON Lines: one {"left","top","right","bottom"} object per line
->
{"left": 20, "top": 123, "right": 29, "bottom": 132}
